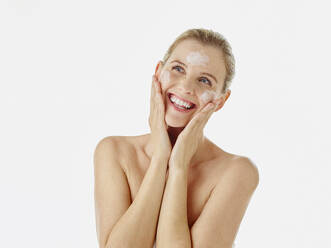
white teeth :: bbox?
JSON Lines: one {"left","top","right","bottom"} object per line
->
{"left": 170, "top": 95, "right": 193, "bottom": 109}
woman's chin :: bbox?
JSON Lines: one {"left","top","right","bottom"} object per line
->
{"left": 165, "top": 115, "right": 188, "bottom": 128}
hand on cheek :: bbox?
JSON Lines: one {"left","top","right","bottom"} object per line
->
{"left": 200, "top": 90, "right": 217, "bottom": 107}
{"left": 199, "top": 90, "right": 223, "bottom": 110}
{"left": 154, "top": 74, "right": 166, "bottom": 105}
{"left": 169, "top": 100, "right": 217, "bottom": 169}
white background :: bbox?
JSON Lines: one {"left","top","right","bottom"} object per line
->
{"left": 1, "top": 0, "right": 330, "bottom": 247}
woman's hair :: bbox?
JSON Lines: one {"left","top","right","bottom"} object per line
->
{"left": 162, "top": 28, "right": 235, "bottom": 94}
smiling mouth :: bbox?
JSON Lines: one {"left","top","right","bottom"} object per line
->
{"left": 167, "top": 93, "right": 196, "bottom": 112}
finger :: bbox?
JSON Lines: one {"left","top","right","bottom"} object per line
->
{"left": 151, "top": 74, "right": 168, "bottom": 129}
{"left": 158, "top": 76, "right": 167, "bottom": 105}
{"left": 150, "top": 75, "right": 156, "bottom": 100}
{"left": 201, "top": 102, "right": 215, "bottom": 112}
{"left": 154, "top": 75, "right": 162, "bottom": 95}
{"left": 150, "top": 75, "right": 162, "bottom": 121}
{"left": 198, "top": 103, "right": 217, "bottom": 127}
{"left": 185, "top": 103, "right": 216, "bottom": 132}
{"left": 151, "top": 75, "right": 163, "bottom": 106}
{"left": 149, "top": 76, "right": 156, "bottom": 120}
{"left": 151, "top": 77, "right": 167, "bottom": 123}
{"left": 154, "top": 76, "right": 165, "bottom": 105}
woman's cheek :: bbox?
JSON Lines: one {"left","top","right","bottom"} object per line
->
{"left": 160, "top": 69, "right": 171, "bottom": 86}
{"left": 200, "top": 90, "right": 217, "bottom": 104}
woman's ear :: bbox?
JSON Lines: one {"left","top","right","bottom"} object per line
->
{"left": 224, "top": 89, "right": 231, "bottom": 102}
{"left": 155, "top": 60, "right": 164, "bottom": 76}
{"left": 214, "top": 89, "right": 231, "bottom": 112}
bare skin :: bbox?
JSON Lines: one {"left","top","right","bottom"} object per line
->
{"left": 119, "top": 39, "right": 236, "bottom": 227}
{"left": 115, "top": 134, "right": 239, "bottom": 228}
{"left": 94, "top": 39, "right": 259, "bottom": 248}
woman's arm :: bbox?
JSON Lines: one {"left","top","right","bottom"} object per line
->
{"left": 156, "top": 166, "right": 192, "bottom": 248}
{"left": 156, "top": 103, "right": 218, "bottom": 248}
{"left": 94, "top": 72, "right": 171, "bottom": 247}
{"left": 94, "top": 137, "right": 168, "bottom": 248}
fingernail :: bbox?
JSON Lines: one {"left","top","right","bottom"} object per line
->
{"left": 206, "top": 103, "right": 214, "bottom": 110}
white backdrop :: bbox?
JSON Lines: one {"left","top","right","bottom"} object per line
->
{"left": 1, "top": 0, "right": 330, "bottom": 247}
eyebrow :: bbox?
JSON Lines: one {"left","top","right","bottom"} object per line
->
{"left": 170, "top": 59, "right": 218, "bottom": 84}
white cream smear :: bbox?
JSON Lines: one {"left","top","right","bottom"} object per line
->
{"left": 160, "top": 69, "right": 170, "bottom": 85}
{"left": 200, "top": 90, "right": 216, "bottom": 103}
{"left": 186, "top": 52, "right": 220, "bottom": 105}
{"left": 186, "top": 51, "right": 209, "bottom": 66}
{"left": 200, "top": 90, "right": 223, "bottom": 104}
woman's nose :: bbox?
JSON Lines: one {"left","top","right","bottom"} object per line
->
{"left": 178, "top": 78, "right": 194, "bottom": 95}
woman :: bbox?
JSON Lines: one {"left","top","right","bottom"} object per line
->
{"left": 94, "top": 28, "right": 259, "bottom": 248}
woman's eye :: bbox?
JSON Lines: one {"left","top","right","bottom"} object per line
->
{"left": 172, "top": 65, "right": 184, "bottom": 72}
{"left": 200, "top": 77, "right": 212, "bottom": 86}
{"left": 171, "top": 66, "right": 212, "bottom": 86}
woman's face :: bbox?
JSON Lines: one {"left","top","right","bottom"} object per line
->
{"left": 156, "top": 39, "right": 228, "bottom": 128}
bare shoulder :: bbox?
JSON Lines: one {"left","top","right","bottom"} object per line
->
{"left": 94, "top": 135, "right": 146, "bottom": 171}
{"left": 94, "top": 136, "right": 124, "bottom": 156}
{"left": 97, "top": 136, "right": 134, "bottom": 153}
{"left": 208, "top": 142, "right": 260, "bottom": 192}
{"left": 94, "top": 135, "right": 137, "bottom": 159}
{"left": 225, "top": 155, "right": 260, "bottom": 191}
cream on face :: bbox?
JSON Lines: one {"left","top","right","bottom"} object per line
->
{"left": 161, "top": 51, "right": 220, "bottom": 107}
{"left": 160, "top": 69, "right": 170, "bottom": 85}
{"left": 200, "top": 90, "right": 222, "bottom": 105}
{"left": 186, "top": 51, "right": 209, "bottom": 66}
{"left": 185, "top": 51, "right": 219, "bottom": 104}
{"left": 200, "top": 90, "right": 216, "bottom": 103}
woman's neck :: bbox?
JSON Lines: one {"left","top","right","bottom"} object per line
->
{"left": 167, "top": 125, "right": 185, "bottom": 147}
{"left": 144, "top": 125, "right": 210, "bottom": 166}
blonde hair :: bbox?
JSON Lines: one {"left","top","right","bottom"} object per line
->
{"left": 162, "top": 28, "right": 235, "bottom": 94}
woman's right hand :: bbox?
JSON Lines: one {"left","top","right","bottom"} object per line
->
{"left": 148, "top": 74, "right": 172, "bottom": 160}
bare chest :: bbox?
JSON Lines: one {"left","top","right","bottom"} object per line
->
{"left": 123, "top": 153, "right": 224, "bottom": 227}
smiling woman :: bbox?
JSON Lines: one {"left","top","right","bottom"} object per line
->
{"left": 94, "top": 28, "right": 259, "bottom": 248}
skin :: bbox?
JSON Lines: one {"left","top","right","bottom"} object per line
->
{"left": 146, "top": 38, "right": 231, "bottom": 166}
{"left": 94, "top": 39, "right": 259, "bottom": 248}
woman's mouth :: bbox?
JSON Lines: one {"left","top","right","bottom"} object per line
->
{"left": 167, "top": 93, "right": 196, "bottom": 113}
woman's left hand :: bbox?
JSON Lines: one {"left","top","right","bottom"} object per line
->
{"left": 169, "top": 102, "right": 218, "bottom": 171}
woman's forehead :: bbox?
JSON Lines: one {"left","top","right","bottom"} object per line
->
{"left": 170, "top": 39, "right": 221, "bottom": 60}
{"left": 168, "top": 39, "right": 226, "bottom": 81}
